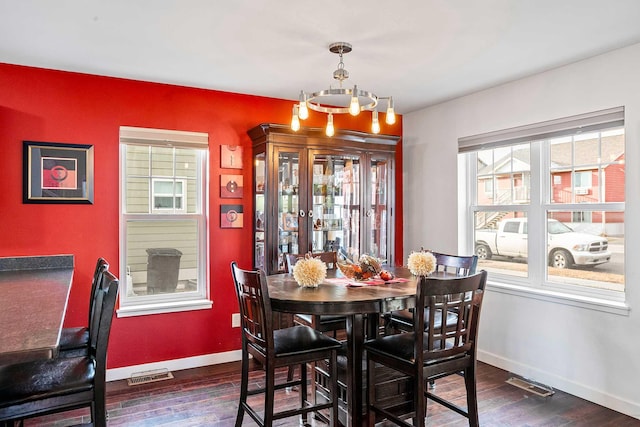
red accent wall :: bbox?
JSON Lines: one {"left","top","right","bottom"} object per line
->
{"left": 0, "top": 63, "right": 403, "bottom": 368}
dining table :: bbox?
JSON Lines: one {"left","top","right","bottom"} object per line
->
{"left": 0, "top": 255, "right": 74, "bottom": 365}
{"left": 267, "top": 265, "right": 421, "bottom": 426}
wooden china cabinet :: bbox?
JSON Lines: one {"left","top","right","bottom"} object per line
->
{"left": 248, "top": 123, "right": 399, "bottom": 275}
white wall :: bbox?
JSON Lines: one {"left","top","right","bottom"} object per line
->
{"left": 404, "top": 43, "right": 640, "bottom": 418}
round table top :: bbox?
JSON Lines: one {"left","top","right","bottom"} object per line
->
{"left": 266, "top": 266, "right": 420, "bottom": 315}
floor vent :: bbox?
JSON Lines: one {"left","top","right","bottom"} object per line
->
{"left": 127, "top": 368, "right": 174, "bottom": 386}
{"left": 506, "top": 376, "right": 555, "bottom": 397}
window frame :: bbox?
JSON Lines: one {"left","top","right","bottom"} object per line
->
{"left": 118, "top": 127, "right": 211, "bottom": 317}
{"left": 460, "top": 108, "right": 627, "bottom": 315}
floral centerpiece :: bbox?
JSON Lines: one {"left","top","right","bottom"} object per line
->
{"left": 407, "top": 249, "right": 437, "bottom": 276}
{"left": 337, "top": 254, "right": 384, "bottom": 281}
{"left": 292, "top": 253, "right": 327, "bottom": 288}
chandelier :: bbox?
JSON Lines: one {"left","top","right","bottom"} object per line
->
{"left": 291, "top": 42, "right": 396, "bottom": 136}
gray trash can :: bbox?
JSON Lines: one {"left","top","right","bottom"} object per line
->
{"left": 146, "top": 248, "right": 183, "bottom": 294}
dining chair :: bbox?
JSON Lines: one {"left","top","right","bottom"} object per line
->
{"left": 230, "top": 261, "right": 341, "bottom": 427}
{"left": 58, "top": 257, "right": 109, "bottom": 357}
{"left": 365, "top": 271, "right": 487, "bottom": 427}
{"left": 286, "top": 252, "right": 347, "bottom": 336}
{"left": 385, "top": 252, "right": 478, "bottom": 334}
{"left": 0, "top": 269, "right": 120, "bottom": 427}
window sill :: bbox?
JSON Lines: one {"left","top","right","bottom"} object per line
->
{"left": 117, "top": 298, "right": 213, "bottom": 317}
{"left": 487, "top": 280, "right": 629, "bottom": 316}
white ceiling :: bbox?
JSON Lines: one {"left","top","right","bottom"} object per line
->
{"left": 2, "top": 1, "right": 640, "bottom": 114}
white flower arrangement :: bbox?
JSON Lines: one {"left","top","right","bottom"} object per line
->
{"left": 292, "top": 254, "right": 327, "bottom": 288}
{"left": 407, "top": 250, "right": 437, "bottom": 276}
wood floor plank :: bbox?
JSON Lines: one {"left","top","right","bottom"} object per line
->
{"left": 21, "top": 361, "right": 639, "bottom": 426}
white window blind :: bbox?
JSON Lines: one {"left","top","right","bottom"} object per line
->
{"left": 120, "top": 126, "right": 209, "bottom": 148}
{"left": 458, "top": 106, "right": 624, "bottom": 153}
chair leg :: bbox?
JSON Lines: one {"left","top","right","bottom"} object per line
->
{"left": 309, "top": 361, "right": 318, "bottom": 412}
{"left": 414, "top": 371, "right": 426, "bottom": 427}
{"left": 287, "top": 365, "right": 295, "bottom": 383}
{"left": 235, "top": 349, "right": 249, "bottom": 427}
{"left": 464, "top": 365, "right": 479, "bottom": 427}
{"left": 330, "top": 352, "right": 339, "bottom": 427}
{"left": 299, "top": 362, "right": 308, "bottom": 425}
{"left": 94, "top": 385, "right": 107, "bottom": 427}
{"left": 367, "top": 358, "right": 376, "bottom": 427}
{"left": 264, "top": 363, "right": 276, "bottom": 427}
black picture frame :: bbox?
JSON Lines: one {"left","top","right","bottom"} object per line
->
{"left": 23, "top": 141, "right": 94, "bottom": 204}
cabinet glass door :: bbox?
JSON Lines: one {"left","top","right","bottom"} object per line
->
{"left": 367, "top": 154, "right": 392, "bottom": 262}
{"left": 310, "top": 153, "right": 361, "bottom": 261}
{"left": 276, "top": 149, "right": 302, "bottom": 272}
{"left": 254, "top": 152, "right": 266, "bottom": 270}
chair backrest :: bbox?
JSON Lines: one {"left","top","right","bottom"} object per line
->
{"left": 90, "top": 270, "right": 119, "bottom": 394}
{"left": 414, "top": 271, "right": 487, "bottom": 364}
{"left": 230, "top": 262, "right": 273, "bottom": 353}
{"left": 285, "top": 252, "right": 338, "bottom": 273}
{"left": 87, "top": 258, "right": 109, "bottom": 328}
{"left": 432, "top": 251, "right": 478, "bottom": 278}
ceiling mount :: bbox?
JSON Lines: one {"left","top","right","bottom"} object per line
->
{"left": 328, "top": 42, "right": 352, "bottom": 55}
{"left": 291, "top": 41, "right": 396, "bottom": 136}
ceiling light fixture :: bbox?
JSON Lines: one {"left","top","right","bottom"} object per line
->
{"left": 291, "top": 42, "right": 395, "bottom": 136}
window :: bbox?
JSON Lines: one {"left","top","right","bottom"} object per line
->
{"left": 118, "top": 127, "right": 211, "bottom": 317}
{"left": 460, "top": 107, "right": 625, "bottom": 303}
{"left": 152, "top": 178, "right": 186, "bottom": 212}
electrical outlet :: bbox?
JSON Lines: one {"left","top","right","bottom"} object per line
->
{"left": 232, "top": 313, "right": 241, "bottom": 328}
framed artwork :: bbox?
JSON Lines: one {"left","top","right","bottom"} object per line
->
{"left": 221, "top": 204, "right": 244, "bottom": 228}
{"left": 282, "top": 212, "right": 298, "bottom": 231}
{"left": 23, "top": 141, "right": 94, "bottom": 204}
{"left": 221, "top": 145, "right": 242, "bottom": 169}
{"left": 220, "top": 174, "right": 243, "bottom": 198}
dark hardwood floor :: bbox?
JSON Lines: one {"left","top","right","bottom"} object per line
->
{"left": 22, "top": 361, "right": 639, "bottom": 426}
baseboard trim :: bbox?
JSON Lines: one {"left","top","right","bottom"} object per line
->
{"left": 478, "top": 350, "right": 640, "bottom": 420}
{"left": 106, "top": 350, "right": 243, "bottom": 382}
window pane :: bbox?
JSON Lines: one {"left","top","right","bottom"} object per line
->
{"left": 549, "top": 136, "right": 571, "bottom": 168}
{"left": 603, "top": 130, "right": 625, "bottom": 203}
{"left": 175, "top": 148, "right": 198, "bottom": 179}
{"left": 125, "top": 219, "right": 199, "bottom": 296}
{"left": 602, "top": 129, "right": 625, "bottom": 163}
{"left": 155, "top": 181, "right": 173, "bottom": 194}
{"left": 476, "top": 144, "right": 530, "bottom": 205}
{"left": 126, "top": 177, "right": 150, "bottom": 214}
{"left": 151, "top": 146, "right": 174, "bottom": 176}
{"left": 185, "top": 179, "right": 197, "bottom": 214}
{"left": 574, "top": 133, "right": 599, "bottom": 166}
{"left": 126, "top": 145, "right": 150, "bottom": 174}
{"left": 546, "top": 211, "right": 623, "bottom": 292}
{"left": 475, "top": 211, "right": 528, "bottom": 278}
{"left": 550, "top": 129, "right": 624, "bottom": 204}
{"left": 154, "top": 196, "right": 174, "bottom": 209}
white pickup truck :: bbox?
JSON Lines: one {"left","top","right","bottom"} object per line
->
{"left": 475, "top": 218, "right": 611, "bottom": 269}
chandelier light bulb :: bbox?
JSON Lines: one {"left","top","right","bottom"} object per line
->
{"left": 385, "top": 97, "right": 396, "bottom": 125}
{"left": 371, "top": 110, "right": 380, "bottom": 134}
{"left": 291, "top": 105, "right": 300, "bottom": 131}
{"left": 326, "top": 113, "right": 335, "bottom": 137}
{"left": 349, "top": 85, "right": 360, "bottom": 116}
{"left": 298, "top": 91, "right": 309, "bottom": 120}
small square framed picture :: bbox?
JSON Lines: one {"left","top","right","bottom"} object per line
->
{"left": 221, "top": 204, "right": 243, "bottom": 228}
{"left": 221, "top": 145, "right": 242, "bottom": 169}
{"left": 220, "top": 174, "right": 243, "bottom": 198}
